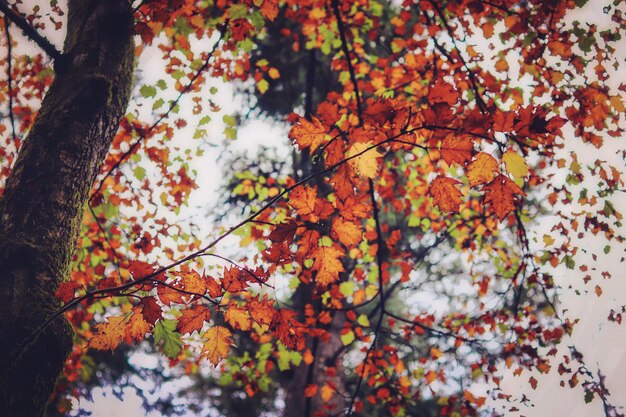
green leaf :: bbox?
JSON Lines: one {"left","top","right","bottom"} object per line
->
{"left": 357, "top": 314, "right": 370, "bottom": 327}
{"left": 339, "top": 281, "right": 354, "bottom": 298}
{"left": 257, "top": 79, "right": 269, "bottom": 94}
{"left": 223, "top": 114, "right": 237, "bottom": 127}
{"left": 154, "top": 319, "right": 182, "bottom": 358}
{"left": 341, "top": 330, "right": 355, "bottom": 346}
{"left": 133, "top": 166, "right": 146, "bottom": 180}
{"left": 140, "top": 85, "right": 157, "bottom": 98}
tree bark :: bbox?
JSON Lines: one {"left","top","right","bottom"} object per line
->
{"left": 0, "top": 1, "right": 134, "bottom": 416}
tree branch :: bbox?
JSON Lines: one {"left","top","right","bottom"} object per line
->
{"left": 0, "top": 0, "right": 62, "bottom": 61}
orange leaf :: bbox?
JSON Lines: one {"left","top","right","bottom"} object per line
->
{"left": 222, "top": 267, "right": 249, "bottom": 293}
{"left": 482, "top": 175, "right": 526, "bottom": 220}
{"left": 440, "top": 135, "right": 473, "bottom": 166}
{"left": 157, "top": 283, "right": 185, "bottom": 306}
{"left": 90, "top": 315, "right": 128, "bottom": 351}
{"left": 311, "top": 245, "right": 345, "bottom": 287}
{"left": 428, "top": 80, "right": 459, "bottom": 105}
{"left": 259, "top": 0, "right": 279, "bottom": 21}
{"left": 290, "top": 185, "right": 318, "bottom": 220}
{"left": 205, "top": 274, "right": 224, "bottom": 298}
{"left": 288, "top": 116, "right": 328, "bottom": 152}
{"left": 247, "top": 295, "right": 275, "bottom": 326}
{"left": 467, "top": 152, "right": 498, "bottom": 186}
{"left": 305, "top": 384, "right": 318, "bottom": 398}
{"left": 126, "top": 310, "right": 151, "bottom": 343}
{"left": 429, "top": 176, "right": 463, "bottom": 213}
{"left": 331, "top": 217, "right": 362, "bottom": 247}
{"left": 224, "top": 305, "right": 252, "bottom": 331}
{"left": 177, "top": 305, "right": 211, "bottom": 335}
{"left": 320, "top": 384, "right": 334, "bottom": 402}
{"left": 202, "top": 326, "right": 232, "bottom": 366}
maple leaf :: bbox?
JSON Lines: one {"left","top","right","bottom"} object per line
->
{"left": 289, "top": 185, "right": 318, "bottom": 220}
{"left": 139, "top": 297, "right": 163, "bottom": 325}
{"left": 221, "top": 267, "right": 250, "bottom": 293}
{"left": 224, "top": 305, "right": 252, "bottom": 331}
{"left": 316, "top": 102, "right": 340, "bottom": 126}
{"left": 178, "top": 270, "right": 207, "bottom": 296}
{"left": 157, "top": 281, "right": 186, "bottom": 306}
{"left": 247, "top": 295, "right": 275, "bottom": 326}
{"left": 273, "top": 309, "right": 304, "bottom": 349}
{"left": 90, "top": 316, "right": 128, "bottom": 351}
{"left": 346, "top": 142, "right": 381, "bottom": 178}
{"left": 311, "top": 245, "right": 345, "bottom": 287}
{"left": 230, "top": 19, "right": 253, "bottom": 41}
{"left": 127, "top": 260, "right": 156, "bottom": 278}
{"left": 288, "top": 116, "right": 328, "bottom": 152}
{"left": 467, "top": 152, "right": 498, "bottom": 186}
{"left": 126, "top": 310, "right": 151, "bottom": 343}
{"left": 153, "top": 319, "right": 183, "bottom": 359}
{"left": 202, "top": 326, "right": 232, "bottom": 366}
{"left": 502, "top": 150, "right": 529, "bottom": 180}
{"left": 440, "top": 135, "right": 473, "bottom": 166}
{"left": 482, "top": 175, "right": 526, "bottom": 220}
{"left": 331, "top": 217, "right": 362, "bottom": 247}
{"left": 259, "top": 0, "right": 279, "bottom": 21}
{"left": 204, "top": 274, "right": 224, "bottom": 298}
{"left": 268, "top": 219, "right": 298, "bottom": 244}
{"left": 428, "top": 80, "right": 459, "bottom": 105}
{"left": 177, "top": 305, "right": 211, "bottom": 335}
{"left": 429, "top": 176, "right": 463, "bottom": 213}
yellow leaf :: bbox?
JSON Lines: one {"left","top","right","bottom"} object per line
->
{"left": 346, "top": 142, "right": 380, "bottom": 178}
{"left": 90, "top": 315, "right": 128, "bottom": 351}
{"left": 311, "top": 246, "right": 345, "bottom": 287}
{"left": 467, "top": 152, "right": 498, "bottom": 186}
{"left": 502, "top": 150, "right": 528, "bottom": 180}
{"left": 610, "top": 95, "right": 625, "bottom": 112}
{"left": 320, "top": 384, "right": 334, "bottom": 402}
{"left": 331, "top": 217, "right": 362, "bottom": 247}
{"left": 202, "top": 326, "right": 232, "bottom": 366}
{"left": 224, "top": 306, "right": 252, "bottom": 331}
{"left": 127, "top": 311, "right": 151, "bottom": 343}
{"left": 543, "top": 234, "right": 555, "bottom": 246}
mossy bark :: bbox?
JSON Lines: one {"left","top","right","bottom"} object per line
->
{"left": 0, "top": 1, "right": 134, "bottom": 416}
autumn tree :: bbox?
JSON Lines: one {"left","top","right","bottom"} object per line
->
{"left": 0, "top": 1, "right": 624, "bottom": 417}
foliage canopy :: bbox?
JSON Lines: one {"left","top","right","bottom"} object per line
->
{"left": 0, "top": 0, "right": 624, "bottom": 416}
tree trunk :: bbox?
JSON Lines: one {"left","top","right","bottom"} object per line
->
{"left": 283, "top": 313, "right": 346, "bottom": 417}
{"left": 0, "top": 1, "right": 134, "bottom": 416}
